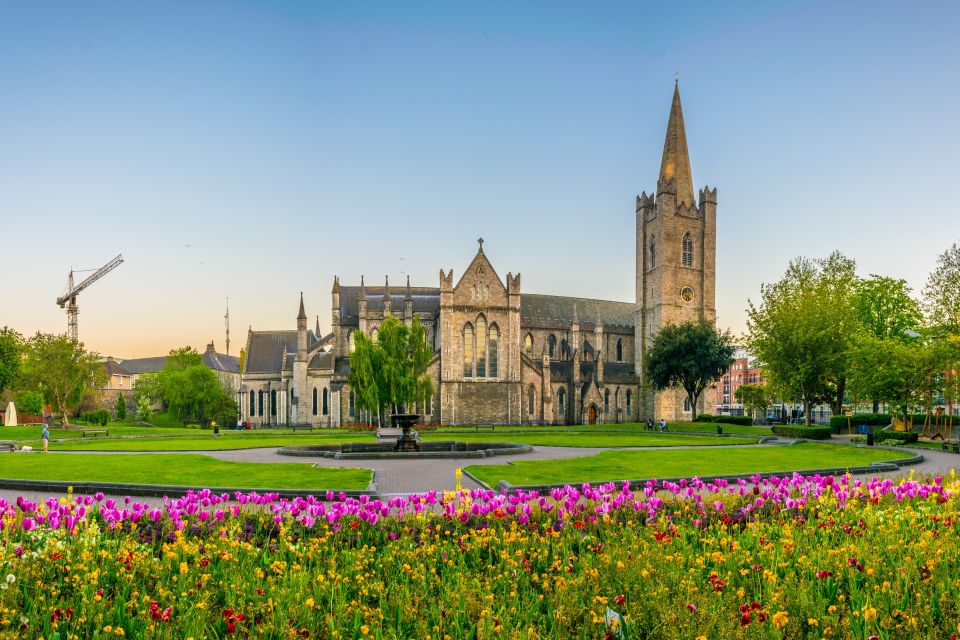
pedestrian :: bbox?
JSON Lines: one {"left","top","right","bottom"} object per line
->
{"left": 645, "top": 418, "right": 654, "bottom": 431}
{"left": 659, "top": 418, "right": 667, "bottom": 432}
{"left": 41, "top": 424, "right": 50, "bottom": 453}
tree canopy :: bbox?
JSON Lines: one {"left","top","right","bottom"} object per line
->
{"left": 0, "top": 327, "right": 25, "bottom": 396}
{"left": 746, "top": 252, "right": 859, "bottom": 424}
{"left": 135, "top": 347, "right": 235, "bottom": 426}
{"left": 852, "top": 275, "right": 923, "bottom": 341}
{"left": 923, "top": 241, "right": 960, "bottom": 330}
{"left": 347, "top": 316, "right": 434, "bottom": 423}
{"left": 20, "top": 333, "right": 104, "bottom": 427}
{"left": 646, "top": 320, "right": 734, "bottom": 421}
{"left": 734, "top": 383, "right": 772, "bottom": 421}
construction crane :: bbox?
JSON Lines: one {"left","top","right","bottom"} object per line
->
{"left": 56, "top": 254, "right": 124, "bottom": 342}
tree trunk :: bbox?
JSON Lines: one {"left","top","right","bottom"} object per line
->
{"left": 689, "top": 391, "right": 699, "bottom": 421}
{"left": 833, "top": 376, "right": 846, "bottom": 416}
{"left": 872, "top": 399, "right": 879, "bottom": 414}
{"left": 804, "top": 398, "right": 812, "bottom": 426}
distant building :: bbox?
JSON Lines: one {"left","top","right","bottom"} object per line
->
{"left": 714, "top": 349, "right": 765, "bottom": 415}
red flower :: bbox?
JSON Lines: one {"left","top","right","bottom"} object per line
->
{"left": 615, "top": 594, "right": 626, "bottom": 606}
{"left": 816, "top": 570, "right": 833, "bottom": 579}
{"left": 740, "top": 612, "right": 752, "bottom": 626}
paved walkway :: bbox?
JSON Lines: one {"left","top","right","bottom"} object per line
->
{"left": 3, "top": 440, "right": 958, "bottom": 501}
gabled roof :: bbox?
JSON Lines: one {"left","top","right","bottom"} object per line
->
{"left": 119, "top": 356, "right": 167, "bottom": 374}
{"left": 202, "top": 350, "right": 240, "bottom": 373}
{"left": 520, "top": 294, "right": 635, "bottom": 329}
{"left": 104, "top": 359, "right": 131, "bottom": 376}
{"left": 245, "top": 331, "right": 298, "bottom": 373}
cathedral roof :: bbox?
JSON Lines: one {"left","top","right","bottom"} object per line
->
{"left": 308, "top": 351, "right": 334, "bottom": 369}
{"left": 520, "top": 294, "right": 634, "bottom": 329}
{"left": 339, "top": 285, "right": 440, "bottom": 322}
{"left": 658, "top": 82, "right": 696, "bottom": 208}
{"left": 245, "top": 330, "right": 319, "bottom": 373}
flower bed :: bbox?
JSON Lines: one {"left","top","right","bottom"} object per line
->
{"left": 1, "top": 471, "right": 958, "bottom": 638}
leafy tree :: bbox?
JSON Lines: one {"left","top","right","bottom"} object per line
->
{"left": 0, "top": 327, "right": 25, "bottom": 396}
{"left": 734, "top": 383, "right": 772, "bottom": 421}
{"left": 136, "top": 394, "right": 152, "bottom": 422}
{"left": 20, "top": 333, "right": 104, "bottom": 427}
{"left": 922, "top": 241, "right": 960, "bottom": 330}
{"left": 166, "top": 346, "right": 203, "bottom": 370}
{"left": 14, "top": 390, "right": 44, "bottom": 416}
{"left": 848, "top": 335, "right": 934, "bottom": 418}
{"left": 116, "top": 393, "right": 127, "bottom": 420}
{"left": 133, "top": 349, "right": 235, "bottom": 426}
{"left": 746, "top": 252, "right": 859, "bottom": 424}
{"left": 348, "top": 316, "right": 434, "bottom": 424}
{"left": 646, "top": 320, "right": 735, "bottom": 421}
{"left": 238, "top": 348, "right": 247, "bottom": 373}
{"left": 853, "top": 275, "right": 923, "bottom": 341}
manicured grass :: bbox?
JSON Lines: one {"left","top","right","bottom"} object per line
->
{"left": 43, "top": 432, "right": 377, "bottom": 451}
{"left": 420, "top": 432, "right": 757, "bottom": 448}
{"left": 0, "top": 453, "right": 371, "bottom": 490}
{"left": 466, "top": 443, "right": 910, "bottom": 487}
{"left": 2, "top": 423, "right": 201, "bottom": 441}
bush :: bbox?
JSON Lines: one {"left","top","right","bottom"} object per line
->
{"left": 771, "top": 425, "right": 832, "bottom": 440}
{"left": 694, "top": 414, "right": 715, "bottom": 423}
{"left": 850, "top": 435, "right": 868, "bottom": 444}
{"left": 878, "top": 439, "right": 904, "bottom": 446}
{"left": 714, "top": 415, "right": 753, "bottom": 426}
{"left": 830, "top": 413, "right": 930, "bottom": 433}
{"left": 876, "top": 430, "right": 918, "bottom": 444}
{"left": 115, "top": 394, "right": 127, "bottom": 420}
{"left": 80, "top": 409, "right": 109, "bottom": 426}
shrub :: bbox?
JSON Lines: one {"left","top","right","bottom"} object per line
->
{"left": 80, "top": 409, "right": 109, "bottom": 426}
{"left": 830, "top": 413, "right": 930, "bottom": 433}
{"left": 714, "top": 415, "right": 753, "bottom": 426}
{"left": 876, "top": 430, "right": 918, "bottom": 444}
{"left": 850, "top": 435, "right": 868, "bottom": 444}
{"left": 115, "top": 394, "right": 127, "bottom": 420}
{"left": 694, "top": 414, "right": 715, "bottom": 423}
{"left": 878, "top": 439, "right": 904, "bottom": 446}
{"left": 771, "top": 425, "right": 832, "bottom": 440}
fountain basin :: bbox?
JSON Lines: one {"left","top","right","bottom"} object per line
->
{"left": 277, "top": 441, "right": 533, "bottom": 460}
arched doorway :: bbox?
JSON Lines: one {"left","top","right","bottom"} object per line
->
{"left": 587, "top": 405, "right": 598, "bottom": 425}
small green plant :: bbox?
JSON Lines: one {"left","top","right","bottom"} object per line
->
{"left": 116, "top": 394, "right": 127, "bottom": 420}
{"left": 136, "top": 395, "right": 152, "bottom": 422}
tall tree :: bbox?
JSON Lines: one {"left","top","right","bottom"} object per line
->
{"left": 20, "top": 333, "right": 104, "bottom": 427}
{"left": 0, "top": 327, "right": 24, "bottom": 396}
{"left": 646, "top": 320, "right": 735, "bottom": 421}
{"left": 853, "top": 275, "right": 924, "bottom": 341}
{"left": 848, "top": 335, "right": 934, "bottom": 418}
{"left": 348, "top": 316, "right": 434, "bottom": 424}
{"left": 922, "top": 241, "right": 960, "bottom": 330}
{"left": 734, "top": 383, "right": 772, "bottom": 422}
{"left": 746, "top": 252, "right": 859, "bottom": 424}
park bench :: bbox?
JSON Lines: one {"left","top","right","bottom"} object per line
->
{"left": 0, "top": 441, "right": 17, "bottom": 452}
{"left": 80, "top": 429, "right": 109, "bottom": 438}
{"left": 474, "top": 423, "right": 496, "bottom": 432}
{"left": 289, "top": 424, "right": 314, "bottom": 432}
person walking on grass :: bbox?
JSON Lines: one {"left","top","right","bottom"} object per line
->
{"left": 40, "top": 424, "right": 49, "bottom": 453}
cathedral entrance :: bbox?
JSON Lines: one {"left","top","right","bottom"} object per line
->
{"left": 586, "top": 405, "right": 598, "bottom": 425}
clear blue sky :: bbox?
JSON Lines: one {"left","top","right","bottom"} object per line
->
{"left": 1, "top": 1, "right": 958, "bottom": 357}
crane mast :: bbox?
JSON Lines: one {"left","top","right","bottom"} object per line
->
{"left": 56, "top": 254, "right": 124, "bottom": 342}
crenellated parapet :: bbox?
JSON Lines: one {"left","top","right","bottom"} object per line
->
{"left": 699, "top": 186, "right": 718, "bottom": 205}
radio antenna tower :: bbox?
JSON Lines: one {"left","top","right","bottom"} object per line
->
{"left": 225, "top": 297, "right": 231, "bottom": 356}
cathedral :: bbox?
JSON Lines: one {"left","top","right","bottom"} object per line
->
{"left": 240, "top": 83, "right": 717, "bottom": 427}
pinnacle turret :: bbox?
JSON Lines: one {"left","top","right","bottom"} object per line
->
{"left": 297, "top": 292, "right": 307, "bottom": 321}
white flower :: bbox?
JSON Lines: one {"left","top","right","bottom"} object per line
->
{"left": 5, "top": 574, "right": 14, "bottom": 584}
{"left": 0, "top": 583, "right": 7, "bottom": 591}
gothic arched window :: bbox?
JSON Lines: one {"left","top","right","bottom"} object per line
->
{"left": 558, "top": 388, "right": 566, "bottom": 415}
{"left": 528, "top": 384, "right": 536, "bottom": 415}
{"left": 257, "top": 390, "right": 264, "bottom": 416}
{"left": 524, "top": 333, "right": 533, "bottom": 357}
{"left": 322, "top": 388, "right": 329, "bottom": 415}
{"left": 249, "top": 390, "right": 255, "bottom": 415}
{"left": 312, "top": 387, "right": 318, "bottom": 415}
{"left": 649, "top": 235, "right": 656, "bottom": 269}
{"left": 348, "top": 391, "right": 355, "bottom": 417}
{"left": 488, "top": 323, "right": 499, "bottom": 378}
{"left": 604, "top": 389, "right": 610, "bottom": 413}
{"left": 475, "top": 316, "right": 487, "bottom": 377}
{"left": 626, "top": 390, "right": 632, "bottom": 417}
{"left": 270, "top": 390, "right": 277, "bottom": 416}
{"left": 371, "top": 327, "right": 379, "bottom": 343}
{"left": 616, "top": 338, "right": 623, "bottom": 362}
{"left": 548, "top": 334, "right": 556, "bottom": 359}
{"left": 463, "top": 323, "right": 475, "bottom": 378}
{"left": 682, "top": 233, "right": 694, "bottom": 267}
{"left": 348, "top": 331, "right": 356, "bottom": 353}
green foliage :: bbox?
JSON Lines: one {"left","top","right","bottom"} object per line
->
{"left": 829, "top": 413, "right": 930, "bottom": 430}
{"left": 733, "top": 383, "right": 772, "bottom": 419}
{"left": 852, "top": 275, "right": 923, "bottom": 341}
{"left": 646, "top": 320, "right": 734, "bottom": 421}
{"left": 20, "top": 332, "right": 104, "bottom": 427}
{"left": 714, "top": 415, "right": 753, "bottom": 426}
{"left": 134, "top": 349, "right": 235, "bottom": 426}
{"left": 136, "top": 395, "right": 152, "bottom": 422}
{"left": 747, "top": 252, "right": 859, "bottom": 424}
{"left": 14, "top": 390, "right": 44, "bottom": 416}
{"left": 693, "top": 413, "right": 716, "bottom": 422}
{"left": 116, "top": 394, "right": 127, "bottom": 420}
{"left": 80, "top": 409, "right": 110, "bottom": 426}
{"left": 922, "top": 241, "right": 960, "bottom": 329}
{"left": 876, "top": 430, "right": 919, "bottom": 444}
{"left": 166, "top": 346, "right": 203, "bottom": 370}
{"left": 847, "top": 335, "right": 935, "bottom": 416}
{"left": 348, "top": 317, "right": 434, "bottom": 420}
{"left": 0, "top": 326, "right": 25, "bottom": 395}
{"left": 770, "top": 425, "right": 832, "bottom": 439}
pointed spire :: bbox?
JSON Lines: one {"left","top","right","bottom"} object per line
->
{"left": 316, "top": 315, "right": 321, "bottom": 336}
{"left": 359, "top": 275, "right": 366, "bottom": 299}
{"left": 658, "top": 81, "right": 696, "bottom": 207}
{"left": 384, "top": 275, "right": 390, "bottom": 298}
{"left": 405, "top": 274, "right": 412, "bottom": 300}
{"left": 331, "top": 275, "right": 340, "bottom": 294}
{"left": 297, "top": 292, "right": 307, "bottom": 320}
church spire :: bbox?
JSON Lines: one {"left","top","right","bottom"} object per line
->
{"left": 657, "top": 81, "right": 696, "bottom": 207}
{"left": 297, "top": 292, "right": 307, "bottom": 321}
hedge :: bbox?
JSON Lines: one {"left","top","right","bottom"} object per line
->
{"left": 829, "top": 413, "right": 930, "bottom": 431}
{"left": 771, "top": 425, "right": 832, "bottom": 440}
{"left": 695, "top": 414, "right": 753, "bottom": 426}
{"left": 874, "top": 430, "right": 919, "bottom": 444}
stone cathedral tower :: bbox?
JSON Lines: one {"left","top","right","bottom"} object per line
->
{"left": 635, "top": 82, "right": 718, "bottom": 421}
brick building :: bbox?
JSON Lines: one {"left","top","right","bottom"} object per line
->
{"left": 714, "top": 349, "right": 765, "bottom": 414}
{"left": 241, "top": 83, "right": 718, "bottom": 427}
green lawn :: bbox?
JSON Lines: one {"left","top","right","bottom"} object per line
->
{"left": 420, "top": 432, "right": 757, "bottom": 448}
{"left": 0, "top": 454, "right": 371, "bottom": 490}
{"left": 466, "top": 443, "right": 910, "bottom": 487}
{"left": 42, "top": 432, "right": 377, "bottom": 451}
{"left": 431, "top": 422, "right": 773, "bottom": 436}
{"left": 2, "top": 423, "right": 201, "bottom": 441}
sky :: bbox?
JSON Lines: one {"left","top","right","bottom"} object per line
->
{"left": 1, "top": 1, "right": 958, "bottom": 357}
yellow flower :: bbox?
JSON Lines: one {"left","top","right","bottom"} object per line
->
{"left": 306, "top": 597, "right": 315, "bottom": 609}
{"left": 772, "top": 611, "right": 789, "bottom": 629}
{"left": 808, "top": 618, "right": 819, "bottom": 626}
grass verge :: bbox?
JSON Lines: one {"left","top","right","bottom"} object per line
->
{"left": 0, "top": 453, "right": 371, "bottom": 490}
{"left": 420, "top": 432, "right": 757, "bottom": 448}
{"left": 42, "top": 433, "right": 377, "bottom": 451}
{"left": 466, "top": 443, "right": 910, "bottom": 487}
